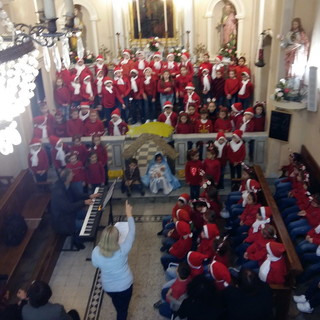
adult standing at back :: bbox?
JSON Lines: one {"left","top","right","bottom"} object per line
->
{"left": 91, "top": 201, "right": 135, "bottom": 320}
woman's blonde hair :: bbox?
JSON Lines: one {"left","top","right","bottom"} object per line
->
{"left": 98, "top": 225, "right": 120, "bottom": 257}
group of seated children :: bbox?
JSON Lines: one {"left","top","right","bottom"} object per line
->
{"left": 273, "top": 152, "right": 320, "bottom": 313}
{"left": 154, "top": 164, "right": 290, "bottom": 319}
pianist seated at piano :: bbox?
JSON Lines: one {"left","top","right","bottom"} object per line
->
{"left": 51, "top": 168, "right": 100, "bottom": 250}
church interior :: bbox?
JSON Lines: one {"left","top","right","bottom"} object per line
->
{"left": 0, "top": 0, "right": 320, "bottom": 319}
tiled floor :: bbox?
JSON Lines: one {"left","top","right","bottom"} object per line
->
{"left": 49, "top": 200, "right": 172, "bottom": 320}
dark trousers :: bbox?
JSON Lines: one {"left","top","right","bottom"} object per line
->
{"left": 144, "top": 95, "right": 156, "bottom": 120}
{"left": 189, "top": 185, "right": 200, "bottom": 200}
{"left": 107, "top": 285, "right": 133, "bottom": 320}
{"left": 229, "top": 163, "right": 242, "bottom": 179}
{"left": 306, "top": 277, "right": 320, "bottom": 309}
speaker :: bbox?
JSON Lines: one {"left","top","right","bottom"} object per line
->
{"left": 307, "top": 66, "right": 318, "bottom": 112}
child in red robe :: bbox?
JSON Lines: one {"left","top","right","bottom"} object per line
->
{"left": 80, "top": 73, "right": 95, "bottom": 103}
{"left": 238, "top": 71, "right": 254, "bottom": 110}
{"left": 203, "top": 147, "right": 221, "bottom": 186}
{"left": 70, "top": 135, "right": 88, "bottom": 165}
{"left": 187, "top": 104, "right": 200, "bottom": 128}
{"left": 84, "top": 110, "right": 105, "bottom": 137}
{"left": 236, "top": 107, "right": 255, "bottom": 132}
{"left": 94, "top": 55, "right": 108, "bottom": 77}
{"left": 183, "top": 82, "right": 200, "bottom": 112}
{"left": 52, "top": 111, "right": 67, "bottom": 137}
{"left": 118, "top": 49, "right": 135, "bottom": 78}
{"left": 254, "top": 102, "right": 266, "bottom": 132}
{"left": 211, "top": 69, "right": 225, "bottom": 107}
{"left": 198, "top": 53, "right": 213, "bottom": 77}
{"left": 85, "top": 152, "right": 105, "bottom": 193}
{"left": 224, "top": 69, "right": 239, "bottom": 109}
{"left": 259, "top": 242, "right": 287, "bottom": 285}
{"left": 194, "top": 107, "right": 213, "bottom": 133}
{"left": 185, "top": 149, "right": 203, "bottom": 199}
{"left": 108, "top": 109, "right": 129, "bottom": 136}
{"left": 54, "top": 77, "right": 71, "bottom": 120}
{"left": 149, "top": 51, "right": 163, "bottom": 79}
{"left": 134, "top": 50, "right": 149, "bottom": 77}
{"left": 157, "top": 101, "right": 178, "bottom": 128}
{"left": 162, "top": 53, "right": 180, "bottom": 77}
{"left": 230, "top": 102, "right": 243, "bottom": 130}
{"left": 175, "top": 112, "right": 193, "bottom": 134}
{"left": 213, "top": 107, "right": 232, "bottom": 133}
{"left": 142, "top": 67, "right": 157, "bottom": 122}
{"left": 176, "top": 66, "right": 193, "bottom": 110}
{"left": 180, "top": 52, "right": 194, "bottom": 75}
{"left": 66, "top": 151, "right": 86, "bottom": 196}
{"left": 28, "top": 138, "right": 49, "bottom": 182}
{"left": 33, "top": 115, "right": 51, "bottom": 139}
{"left": 69, "top": 74, "right": 82, "bottom": 107}
{"left": 67, "top": 107, "right": 84, "bottom": 137}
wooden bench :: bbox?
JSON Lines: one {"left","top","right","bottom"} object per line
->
{"left": 253, "top": 165, "right": 303, "bottom": 320}
{"left": 0, "top": 170, "right": 63, "bottom": 297}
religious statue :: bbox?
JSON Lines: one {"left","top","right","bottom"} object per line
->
{"left": 218, "top": 1, "right": 237, "bottom": 46}
{"left": 281, "top": 17, "right": 310, "bottom": 80}
{"left": 69, "top": 5, "right": 84, "bottom": 52}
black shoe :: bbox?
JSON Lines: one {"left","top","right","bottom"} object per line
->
{"left": 127, "top": 191, "right": 131, "bottom": 197}
{"left": 160, "top": 246, "right": 166, "bottom": 252}
{"left": 157, "top": 230, "right": 163, "bottom": 236}
{"left": 73, "top": 241, "right": 85, "bottom": 251}
{"left": 141, "top": 190, "right": 145, "bottom": 196}
{"left": 153, "top": 300, "right": 162, "bottom": 309}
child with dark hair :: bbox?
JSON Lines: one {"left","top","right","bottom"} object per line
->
{"left": 203, "top": 147, "right": 221, "bottom": 186}
{"left": 175, "top": 112, "right": 194, "bottom": 134}
{"left": 155, "top": 262, "right": 191, "bottom": 319}
{"left": 28, "top": 139, "right": 49, "bottom": 183}
{"left": 66, "top": 151, "right": 86, "bottom": 197}
{"left": 227, "top": 130, "right": 246, "bottom": 179}
{"left": 70, "top": 135, "right": 88, "bottom": 165}
{"left": 67, "top": 107, "right": 84, "bottom": 137}
{"left": 213, "top": 107, "right": 232, "bottom": 133}
{"left": 253, "top": 102, "right": 266, "bottom": 132}
{"left": 54, "top": 77, "right": 71, "bottom": 120}
{"left": 194, "top": 108, "right": 214, "bottom": 133}
{"left": 52, "top": 111, "right": 67, "bottom": 137}
{"left": 85, "top": 152, "right": 105, "bottom": 193}
{"left": 185, "top": 149, "right": 203, "bottom": 199}
{"left": 122, "top": 158, "right": 145, "bottom": 197}
{"left": 90, "top": 135, "right": 108, "bottom": 185}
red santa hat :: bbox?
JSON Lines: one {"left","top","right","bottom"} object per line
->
{"left": 216, "top": 131, "right": 227, "bottom": 142}
{"left": 187, "top": 251, "right": 207, "bottom": 269}
{"left": 231, "top": 102, "right": 243, "bottom": 113}
{"left": 49, "top": 135, "right": 62, "bottom": 147}
{"left": 103, "top": 77, "right": 113, "bottom": 84}
{"left": 246, "top": 179, "right": 261, "bottom": 193}
{"left": 76, "top": 57, "right": 84, "bottom": 63}
{"left": 114, "top": 66, "right": 123, "bottom": 74}
{"left": 111, "top": 109, "right": 121, "bottom": 118}
{"left": 185, "top": 82, "right": 195, "bottom": 90}
{"left": 215, "top": 55, "right": 223, "bottom": 62}
{"left": 182, "top": 52, "right": 190, "bottom": 60}
{"left": 123, "top": 49, "right": 131, "bottom": 57}
{"left": 29, "top": 138, "right": 42, "bottom": 147}
{"left": 178, "top": 193, "right": 190, "bottom": 205}
{"left": 209, "top": 260, "right": 231, "bottom": 287}
{"left": 143, "top": 67, "right": 152, "bottom": 73}
{"left": 244, "top": 107, "right": 255, "bottom": 116}
{"left": 163, "top": 101, "right": 173, "bottom": 110}
{"left": 232, "top": 129, "right": 243, "bottom": 140}
{"left": 96, "top": 55, "right": 104, "bottom": 61}
{"left": 241, "top": 71, "right": 250, "bottom": 78}
{"left": 266, "top": 242, "right": 285, "bottom": 258}
{"left": 167, "top": 52, "right": 174, "bottom": 58}
{"left": 259, "top": 206, "right": 272, "bottom": 220}
{"left": 176, "top": 221, "right": 192, "bottom": 237}
{"left": 80, "top": 101, "right": 90, "bottom": 109}
{"left": 130, "top": 69, "right": 138, "bottom": 75}
{"left": 153, "top": 51, "right": 162, "bottom": 58}
{"left": 203, "top": 224, "right": 219, "bottom": 239}
{"left": 202, "top": 68, "right": 210, "bottom": 73}
{"left": 176, "top": 209, "right": 191, "bottom": 223}
{"left": 33, "top": 115, "right": 46, "bottom": 125}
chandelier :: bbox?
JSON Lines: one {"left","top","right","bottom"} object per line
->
{"left": 0, "top": 0, "right": 77, "bottom": 155}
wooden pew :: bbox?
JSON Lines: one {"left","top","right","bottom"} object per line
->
{"left": 253, "top": 165, "right": 303, "bottom": 320}
{"left": 0, "top": 170, "right": 60, "bottom": 297}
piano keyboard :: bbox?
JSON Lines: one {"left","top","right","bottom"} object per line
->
{"left": 79, "top": 186, "right": 105, "bottom": 240}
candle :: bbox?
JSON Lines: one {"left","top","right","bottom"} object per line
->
{"left": 65, "top": 0, "right": 74, "bottom": 17}
{"left": 163, "top": 0, "right": 168, "bottom": 33}
{"left": 44, "top": 0, "right": 56, "bottom": 19}
{"left": 136, "top": 0, "right": 141, "bottom": 33}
